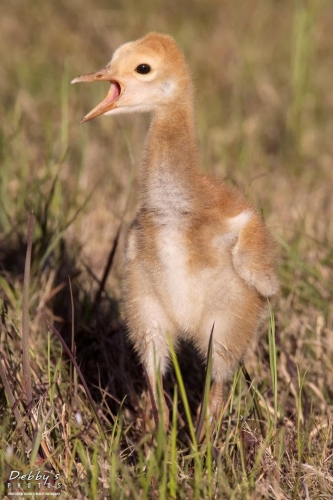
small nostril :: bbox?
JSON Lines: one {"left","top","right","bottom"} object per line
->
{"left": 96, "top": 73, "right": 103, "bottom": 78}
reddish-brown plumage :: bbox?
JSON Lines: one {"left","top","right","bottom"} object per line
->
{"left": 72, "top": 32, "right": 278, "bottom": 439}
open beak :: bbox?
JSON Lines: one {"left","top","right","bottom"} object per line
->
{"left": 71, "top": 67, "right": 121, "bottom": 122}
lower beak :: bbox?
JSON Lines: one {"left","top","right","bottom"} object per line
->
{"left": 71, "top": 67, "right": 121, "bottom": 122}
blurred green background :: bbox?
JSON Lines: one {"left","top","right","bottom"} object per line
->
{"left": 1, "top": 1, "right": 333, "bottom": 496}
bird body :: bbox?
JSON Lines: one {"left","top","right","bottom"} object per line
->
{"left": 72, "top": 32, "right": 278, "bottom": 437}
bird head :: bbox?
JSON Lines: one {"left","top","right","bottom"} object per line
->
{"left": 71, "top": 32, "right": 192, "bottom": 123}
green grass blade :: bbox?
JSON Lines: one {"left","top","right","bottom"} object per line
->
{"left": 195, "top": 323, "right": 214, "bottom": 442}
{"left": 22, "top": 212, "right": 34, "bottom": 406}
{"left": 30, "top": 406, "right": 53, "bottom": 466}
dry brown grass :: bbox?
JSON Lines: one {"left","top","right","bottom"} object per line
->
{"left": 1, "top": 0, "right": 333, "bottom": 498}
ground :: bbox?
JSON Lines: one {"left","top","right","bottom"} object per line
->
{"left": 0, "top": 0, "right": 333, "bottom": 498}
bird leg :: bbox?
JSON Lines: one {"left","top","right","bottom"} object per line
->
{"left": 196, "top": 380, "right": 224, "bottom": 443}
{"left": 144, "top": 368, "right": 169, "bottom": 434}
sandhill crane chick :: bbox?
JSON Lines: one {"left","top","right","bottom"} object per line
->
{"left": 72, "top": 33, "right": 278, "bottom": 438}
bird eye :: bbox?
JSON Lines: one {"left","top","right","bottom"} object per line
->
{"left": 136, "top": 64, "right": 151, "bottom": 75}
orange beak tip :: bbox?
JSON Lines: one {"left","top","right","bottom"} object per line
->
{"left": 80, "top": 115, "right": 89, "bottom": 124}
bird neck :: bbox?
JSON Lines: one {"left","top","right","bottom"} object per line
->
{"left": 139, "top": 102, "right": 201, "bottom": 216}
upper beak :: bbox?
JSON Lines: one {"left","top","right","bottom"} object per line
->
{"left": 71, "top": 67, "right": 121, "bottom": 122}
